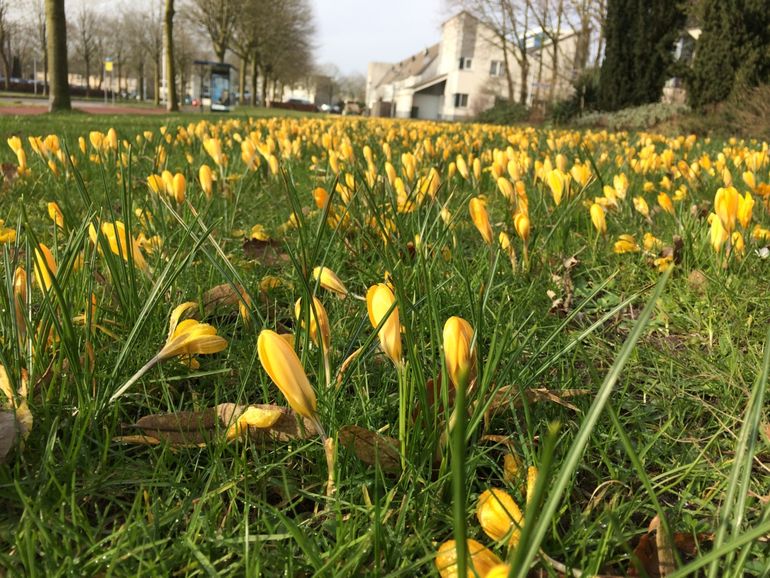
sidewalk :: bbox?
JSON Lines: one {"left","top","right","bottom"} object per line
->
{"left": 0, "top": 97, "right": 176, "bottom": 116}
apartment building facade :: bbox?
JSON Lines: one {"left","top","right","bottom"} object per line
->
{"left": 367, "top": 10, "right": 579, "bottom": 121}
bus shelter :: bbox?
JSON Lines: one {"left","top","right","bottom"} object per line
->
{"left": 193, "top": 61, "right": 236, "bottom": 112}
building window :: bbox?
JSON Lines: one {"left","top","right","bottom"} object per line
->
{"left": 454, "top": 93, "right": 468, "bottom": 108}
{"left": 459, "top": 56, "right": 472, "bottom": 70}
{"left": 489, "top": 60, "right": 504, "bottom": 77}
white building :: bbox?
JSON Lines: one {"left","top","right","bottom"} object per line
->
{"left": 367, "top": 11, "right": 581, "bottom": 121}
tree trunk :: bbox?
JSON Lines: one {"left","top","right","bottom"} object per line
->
{"left": 519, "top": 56, "right": 529, "bottom": 105}
{"left": 164, "top": 0, "right": 178, "bottom": 111}
{"left": 154, "top": 59, "right": 160, "bottom": 105}
{"left": 1, "top": 53, "right": 10, "bottom": 90}
{"left": 261, "top": 66, "right": 268, "bottom": 106}
{"left": 45, "top": 0, "right": 71, "bottom": 111}
{"left": 250, "top": 56, "right": 258, "bottom": 106}
{"left": 239, "top": 55, "right": 247, "bottom": 104}
{"left": 547, "top": 2, "right": 564, "bottom": 104}
{"left": 85, "top": 58, "right": 90, "bottom": 97}
{"left": 139, "top": 62, "right": 145, "bottom": 100}
{"left": 535, "top": 48, "right": 543, "bottom": 102}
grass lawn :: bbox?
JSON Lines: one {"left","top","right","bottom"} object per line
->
{"left": 0, "top": 112, "right": 768, "bottom": 577}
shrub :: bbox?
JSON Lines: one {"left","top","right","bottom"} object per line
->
{"left": 476, "top": 100, "right": 530, "bottom": 126}
{"left": 574, "top": 102, "right": 690, "bottom": 131}
{"left": 548, "top": 68, "right": 601, "bottom": 125}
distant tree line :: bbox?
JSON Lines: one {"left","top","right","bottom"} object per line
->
{"left": 0, "top": 0, "right": 322, "bottom": 111}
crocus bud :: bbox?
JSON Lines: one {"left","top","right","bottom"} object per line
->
{"left": 443, "top": 316, "right": 476, "bottom": 388}
{"left": 469, "top": 197, "right": 493, "bottom": 245}
{"left": 590, "top": 203, "right": 606, "bottom": 235}
{"left": 366, "top": 283, "right": 402, "bottom": 366}
{"left": 295, "top": 296, "right": 331, "bottom": 354}
{"left": 477, "top": 488, "right": 524, "bottom": 547}
{"left": 170, "top": 173, "right": 185, "bottom": 203}
{"left": 435, "top": 539, "right": 503, "bottom": 578}
{"left": 33, "top": 244, "right": 57, "bottom": 293}
{"left": 257, "top": 329, "right": 318, "bottom": 420}
{"left": 313, "top": 266, "right": 348, "bottom": 298}
{"left": 514, "top": 212, "right": 530, "bottom": 242}
{"left": 547, "top": 169, "right": 566, "bottom": 205}
{"left": 199, "top": 164, "right": 214, "bottom": 200}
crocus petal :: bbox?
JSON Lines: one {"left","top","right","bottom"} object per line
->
{"left": 257, "top": 329, "right": 317, "bottom": 419}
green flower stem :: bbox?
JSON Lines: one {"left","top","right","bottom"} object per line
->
{"left": 109, "top": 355, "right": 160, "bottom": 404}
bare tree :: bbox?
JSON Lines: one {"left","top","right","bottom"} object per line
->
{"left": 231, "top": 0, "right": 258, "bottom": 103}
{"left": 189, "top": 0, "right": 239, "bottom": 63}
{"left": 46, "top": 0, "right": 70, "bottom": 111}
{"left": 30, "top": 0, "right": 47, "bottom": 94}
{"left": 73, "top": 6, "right": 99, "bottom": 96}
{"left": 253, "top": 0, "right": 315, "bottom": 104}
{"left": 174, "top": 20, "right": 200, "bottom": 102}
{"left": 451, "top": 0, "right": 534, "bottom": 105}
{"left": 122, "top": 12, "right": 148, "bottom": 99}
{"left": 164, "top": 0, "right": 179, "bottom": 111}
{"left": 0, "top": 1, "right": 13, "bottom": 89}
{"left": 148, "top": 1, "right": 164, "bottom": 104}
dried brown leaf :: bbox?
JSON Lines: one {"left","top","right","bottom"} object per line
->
{"left": 1, "top": 163, "right": 18, "bottom": 187}
{"left": 201, "top": 283, "right": 247, "bottom": 317}
{"left": 649, "top": 515, "right": 676, "bottom": 577}
{"left": 339, "top": 425, "right": 401, "bottom": 473}
{"left": 133, "top": 407, "right": 222, "bottom": 445}
{"left": 486, "top": 386, "right": 591, "bottom": 416}
{"left": 628, "top": 520, "right": 713, "bottom": 577}
{"left": 218, "top": 402, "right": 320, "bottom": 442}
{"left": 242, "top": 238, "right": 289, "bottom": 266}
{"left": 123, "top": 403, "right": 321, "bottom": 448}
{"left": 113, "top": 434, "right": 162, "bottom": 445}
{"left": 0, "top": 411, "right": 18, "bottom": 463}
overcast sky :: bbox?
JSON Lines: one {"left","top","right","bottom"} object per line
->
{"left": 29, "top": 0, "right": 449, "bottom": 76}
{"left": 312, "top": 0, "right": 448, "bottom": 75}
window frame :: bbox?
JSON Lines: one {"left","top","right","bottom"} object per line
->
{"left": 453, "top": 93, "right": 469, "bottom": 108}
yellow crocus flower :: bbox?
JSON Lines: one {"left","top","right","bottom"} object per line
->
{"left": 366, "top": 283, "right": 402, "bottom": 366}
{"left": 714, "top": 186, "right": 739, "bottom": 233}
{"left": 469, "top": 197, "right": 493, "bottom": 245}
{"left": 33, "top": 243, "right": 57, "bottom": 293}
{"left": 477, "top": 488, "right": 524, "bottom": 547}
{"left": 737, "top": 191, "right": 754, "bottom": 229}
{"left": 435, "top": 539, "right": 503, "bottom": 578}
{"left": 614, "top": 234, "right": 640, "bottom": 254}
{"left": 312, "top": 266, "right": 348, "bottom": 298}
{"left": 443, "top": 316, "right": 476, "bottom": 389}
{"left": 257, "top": 329, "right": 319, "bottom": 423}
{"left": 590, "top": 203, "right": 606, "bottom": 235}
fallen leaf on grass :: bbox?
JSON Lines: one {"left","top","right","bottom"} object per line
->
{"left": 1, "top": 163, "right": 18, "bottom": 187}
{"left": 112, "top": 434, "right": 162, "bottom": 445}
{"left": 201, "top": 283, "right": 248, "bottom": 317}
{"left": 116, "top": 403, "right": 321, "bottom": 447}
{"left": 486, "top": 386, "right": 591, "bottom": 417}
{"left": 628, "top": 516, "right": 713, "bottom": 577}
{"left": 242, "top": 238, "right": 289, "bottom": 266}
{"left": 339, "top": 425, "right": 401, "bottom": 473}
{"left": 0, "top": 411, "right": 19, "bottom": 463}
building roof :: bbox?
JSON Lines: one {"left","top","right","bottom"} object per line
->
{"left": 374, "top": 43, "right": 440, "bottom": 88}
